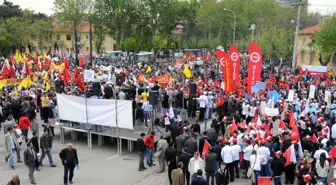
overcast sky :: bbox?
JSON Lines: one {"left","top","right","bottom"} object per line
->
{"left": 5, "top": 0, "right": 336, "bottom": 16}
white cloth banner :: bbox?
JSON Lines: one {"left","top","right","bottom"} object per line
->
{"left": 265, "top": 107, "right": 279, "bottom": 117}
{"left": 288, "top": 90, "right": 294, "bottom": 102}
{"left": 325, "top": 90, "right": 331, "bottom": 103}
{"left": 309, "top": 85, "right": 316, "bottom": 99}
{"left": 84, "top": 70, "right": 95, "bottom": 82}
{"left": 57, "top": 94, "right": 134, "bottom": 130}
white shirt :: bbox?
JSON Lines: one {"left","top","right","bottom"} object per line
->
{"left": 243, "top": 145, "right": 253, "bottom": 161}
{"left": 249, "top": 106, "right": 257, "bottom": 117}
{"left": 194, "top": 160, "right": 200, "bottom": 173}
{"left": 321, "top": 138, "right": 328, "bottom": 148}
{"left": 232, "top": 144, "right": 241, "bottom": 161}
{"left": 242, "top": 103, "right": 250, "bottom": 115}
{"left": 198, "top": 95, "right": 208, "bottom": 108}
{"left": 249, "top": 154, "right": 263, "bottom": 171}
{"left": 313, "top": 149, "right": 329, "bottom": 159}
{"left": 257, "top": 146, "right": 270, "bottom": 165}
{"left": 221, "top": 145, "right": 234, "bottom": 163}
{"left": 332, "top": 124, "right": 336, "bottom": 139}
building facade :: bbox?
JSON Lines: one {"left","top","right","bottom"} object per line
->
{"left": 27, "top": 22, "right": 116, "bottom": 55}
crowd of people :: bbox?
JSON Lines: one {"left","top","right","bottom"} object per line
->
{"left": 0, "top": 50, "right": 336, "bottom": 185}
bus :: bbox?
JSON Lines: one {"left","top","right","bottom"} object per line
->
{"left": 134, "top": 51, "right": 154, "bottom": 62}
{"left": 103, "top": 50, "right": 124, "bottom": 61}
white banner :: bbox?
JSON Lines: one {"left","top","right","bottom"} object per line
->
{"left": 265, "top": 107, "right": 279, "bottom": 117}
{"left": 288, "top": 90, "right": 294, "bottom": 102}
{"left": 309, "top": 85, "right": 316, "bottom": 99}
{"left": 56, "top": 94, "right": 134, "bottom": 130}
{"left": 325, "top": 90, "right": 331, "bottom": 103}
{"left": 84, "top": 70, "right": 95, "bottom": 82}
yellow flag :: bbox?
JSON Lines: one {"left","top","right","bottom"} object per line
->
{"left": 18, "top": 77, "right": 33, "bottom": 91}
{"left": 15, "top": 50, "right": 20, "bottom": 64}
{"left": 183, "top": 65, "right": 192, "bottom": 79}
{"left": 44, "top": 80, "right": 50, "bottom": 91}
{"left": 0, "top": 80, "right": 6, "bottom": 90}
{"left": 32, "top": 52, "right": 37, "bottom": 59}
{"left": 20, "top": 52, "right": 26, "bottom": 61}
{"left": 145, "top": 65, "right": 152, "bottom": 73}
{"left": 14, "top": 86, "right": 19, "bottom": 96}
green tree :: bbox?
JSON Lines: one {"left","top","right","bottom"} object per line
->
{"left": 315, "top": 15, "right": 336, "bottom": 65}
{"left": 0, "top": 0, "right": 22, "bottom": 19}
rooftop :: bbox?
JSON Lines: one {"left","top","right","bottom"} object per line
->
{"left": 298, "top": 25, "right": 321, "bottom": 35}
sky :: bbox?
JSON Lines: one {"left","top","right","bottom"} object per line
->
{"left": 5, "top": 0, "right": 336, "bottom": 16}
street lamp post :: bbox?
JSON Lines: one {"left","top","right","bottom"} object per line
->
{"left": 223, "top": 8, "right": 236, "bottom": 45}
{"left": 250, "top": 24, "right": 256, "bottom": 42}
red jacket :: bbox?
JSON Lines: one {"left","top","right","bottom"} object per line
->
{"left": 19, "top": 116, "right": 32, "bottom": 130}
{"left": 144, "top": 135, "right": 154, "bottom": 148}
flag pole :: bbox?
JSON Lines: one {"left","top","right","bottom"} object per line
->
{"left": 114, "top": 89, "right": 121, "bottom": 155}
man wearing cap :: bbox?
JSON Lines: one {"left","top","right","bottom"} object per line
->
{"left": 272, "top": 151, "right": 285, "bottom": 185}
{"left": 232, "top": 138, "right": 241, "bottom": 179}
{"left": 221, "top": 139, "right": 234, "bottom": 182}
{"left": 302, "top": 174, "right": 313, "bottom": 185}
{"left": 257, "top": 140, "right": 270, "bottom": 177}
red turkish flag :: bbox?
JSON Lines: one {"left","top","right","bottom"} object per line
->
{"left": 311, "top": 134, "right": 319, "bottom": 144}
{"left": 247, "top": 42, "right": 262, "bottom": 93}
{"left": 202, "top": 140, "right": 211, "bottom": 158}
{"left": 289, "top": 112, "right": 295, "bottom": 128}
{"left": 328, "top": 146, "right": 336, "bottom": 159}
{"left": 290, "top": 125, "right": 300, "bottom": 142}
{"left": 230, "top": 119, "right": 238, "bottom": 135}
{"left": 79, "top": 57, "right": 85, "bottom": 67}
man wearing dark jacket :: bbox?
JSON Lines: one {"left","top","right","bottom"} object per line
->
{"left": 185, "top": 136, "right": 197, "bottom": 154}
{"left": 205, "top": 148, "right": 217, "bottom": 185}
{"left": 7, "top": 175, "right": 20, "bottom": 185}
{"left": 165, "top": 141, "right": 177, "bottom": 185}
{"left": 59, "top": 143, "right": 79, "bottom": 185}
{"left": 175, "top": 133, "right": 186, "bottom": 161}
{"left": 136, "top": 133, "right": 146, "bottom": 171}
{"left": 39, "top": 131, "right": 56, "bottom": 167}
{"left": 198, "top": 132, "right": 208, "bottom": 155}
{"left": 216, "top": 162, "right": 230, "bottom": 185}
{"left": 179, "top": 148, "right": 193, "bottom": 185}
{"left": 272, "top": 151, "right": 285, "bottom": 185}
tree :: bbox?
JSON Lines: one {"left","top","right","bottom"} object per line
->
{"left": 0, "top": 0, "right": 22, "bottom": 19}
{"left": 315, "top": 15, "right": 336, "bottom": 65}
{"left": 32, "top": 19, "right": 54, "bottom": 53}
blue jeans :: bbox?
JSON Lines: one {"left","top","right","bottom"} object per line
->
{"left": 320, "top": 177, "right": 327, "bottom": 184}
{"left": 204, "top": 107, "right": 209, "bottom": 120}
{"left": 274, "top": 176, "right": 282, "bottom": 185}
{"left": 143, "top": 111, "right": 149, "bottom": 127}
{"left": 9, "top": 148, "right": 14, "bottom": 167}
{"left": 48, "top": 138, "right": 54, "bottom": 149}
{"left": 21, "top": 129, "right": 28, "bottom": 142}
{"left": 40, "top": 149, "right": 54, "bottom": 166}
{"left": 215, "top": 160, "right": 220, "bottom": 171}
{"left": 253, "top": 170, "right": 260, "bottom": 185}
{"left": 260, "top": 164, "right": 267, "bottom": 176}
{"left": 146, "top": 148, "right": 153, "bottom": 167}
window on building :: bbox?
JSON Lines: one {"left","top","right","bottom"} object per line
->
{"left": 309, "top": 52, "right": 314, "bottom": 65}
{"left": 300, "top": 53, "right": 305, "bottom": 64}
{"left": 56, "top": 35, "right": 60, "bottom": 41}
{"left": 301, "top": 38, "right": 307, "bottom": 50}
{"left": 66, "top": 35, "right": 71, "bottom": 41}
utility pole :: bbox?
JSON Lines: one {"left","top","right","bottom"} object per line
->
{"left": 250, "top": 24, "right": 256, "bottom": 42}
{"left": 292, "top": 0, "right": 305, "bottom": 70}
{"left": 74, "top": 22, "right": 79, "bottom": 66}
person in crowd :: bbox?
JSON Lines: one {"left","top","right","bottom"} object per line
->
{"left": 199, "top": 131, "right": 208, "bottom": 155}
{"left": 24, "top": 142, "right": 38, "bottom": 184}
{"left": 136, "top": 133, "right": 146, "bottom": 171}
{"left": 271, "top": 151, "right": 285, "bottom": 185}
{"left": 165, "top": 141, "right": 177, "bottom": 185}
{"left": 29, "top": 131, "right": 40, "bottom": 171}
{"left": 39, "top": 130, "right": 57, "bottom": 168}
{"left": 191, "top": 169, "right": 206, "bottom": 185}
{"left": 243, "top": 139, "right": 253, "bottom": 178}
{"left": 44, "top": 121, "right": 55, "bottom": 149}
{"left": 257, "top": 140, "right": 271, "bottom": 177}
{"left": 249, "top": 150, "right": 264, "bottom": 185}
{"left": 175, "top": 132, "right": 186, "bottom": 161}
{"left": 171, "top": 162, "right": 185, "bottom": 185}
{"left": 205, "top": 148, "right": 217, "bottom": 185}
{"left": 231, "top": 138, "right": 241, "bottom": 179}
{"left": 3, "top": 115, "right": 14, "bottom": 135}
{"left": 5, "top": 127, "right": 20, "bottom": 170}
{"left": 18, "top": 113, "right": 32, "bottom": 142}
{"left": 185, "top": 135, "right": 198, "bottom": 154}
{"left": 188, "top": 152, "right": 205, "bottom": 180}
{"left": 155, "top": 135, "right": 168, "bottom": 173}
{"left": 142, "top": 100, "right": 150, "bottom": 127}
{"left": 41, "top": 92, "right": 49, "bottom": 123}
{"left": 315, "top": 152, "right": 329, "bottom": 184}
{"left": 7, "top": 175, "right": 20, "bottom": 185}
{"left": 221, "top": 139, "right": 234, "bottom": 182}
{"left": 179, "top": 148, "right": 193, "bottom": 185}
{"left": 144, "top": 131, "right": 155, "bottom": 167}
{"left": 215, "top": 162, "right": 230, "bottom": 185}
{"left": 59, "top": 143, "right": 79, "bottom": 185}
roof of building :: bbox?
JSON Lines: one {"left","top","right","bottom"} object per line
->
{"left": 298, "top": 25, "right": 321, "bottom": 35}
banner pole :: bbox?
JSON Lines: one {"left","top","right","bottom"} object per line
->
{"left": 115, "top": 90, "right": 121, "bottom": 155}
{"left": 84, "top": 92, "right": 91, "bottom": 149}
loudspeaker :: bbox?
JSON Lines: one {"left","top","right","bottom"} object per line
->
{"left": 116, "top": 74, "right": 123, "bottom": 86}
{"left": 93, "top": 82, "right": 101, "bottom": 96}
{"left": 55, "top": 80, "right": 64, "bottom": 93}
{"left": 148, "top": 90, "right": 158, "bottom": 106}
{"left": 121, "top": 88, "right": 136, "bottom": 100}
{"left": 189, "top": 83, "right": 197, "bottom": 98}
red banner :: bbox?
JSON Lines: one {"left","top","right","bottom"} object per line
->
{"left": 229, "top": 45, "right": 240, "bottom": 92}
{"left": 247, "top": 42, "right": 262, "bottom": 93}
{"left": 215, "top": 50, "right": 231, "bottom": 93}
